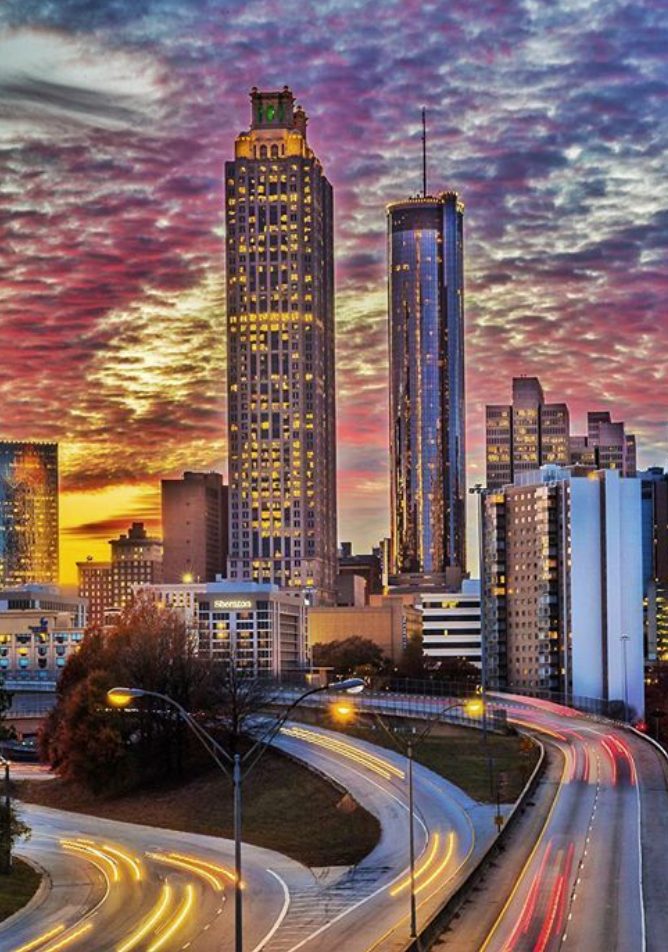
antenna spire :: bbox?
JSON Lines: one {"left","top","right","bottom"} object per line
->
{"left": 422, "top": 107, "right": 427, "bottom": 197}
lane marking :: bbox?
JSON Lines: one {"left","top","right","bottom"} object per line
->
{"left": 251, "top": 868, "right": 291, "bottom": 952}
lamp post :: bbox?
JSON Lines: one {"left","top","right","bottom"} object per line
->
{"left": 371, "top": 697, "right": 484, "bottom": 940}
{"left": 108, "top": 677, "right": 364, "bottom": 952}
{"left": 0, "top": 756, "right": 10, "bottom": 875}
{"left": 620, "top": 634, "right": 630, "bottom": 721}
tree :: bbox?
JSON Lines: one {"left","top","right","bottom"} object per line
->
{"left": 0, "top": 677, "right": 15, "bottom": 744}
{"left": 1, "top": 678, "right": 30, "bottom": 875}
{"left": 395, "top": 633, "right": 426, "bottom": 679}
{"left": 199, "top": 657, "right": 275, "bottom": 755}
{"left": 312, "top": 636, "right": 388, "bottom": 676}
{"left": 40, "top": 594, "right": 206, "bottom": 794}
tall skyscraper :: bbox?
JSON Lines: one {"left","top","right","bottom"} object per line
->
{"left": 388, "top": 192, "right": 466, "bottom": 582}
{"left": 485, "top": 377, "right": 570, "bottom": 489}
{"left": 161, "top": 472, "right": 228, "bottom": 583}
{"left": 0, "top": 441, "right": 58, "bottom": 585}
{"left": 225, "top": 87, "right": 337, "bottom": 603}
{"left": 482, "top": 466, "right": 644, "bottom": 716}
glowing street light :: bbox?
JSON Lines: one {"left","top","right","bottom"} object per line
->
{"left": 106, "top": 676, "right": 364, "bottom": 952}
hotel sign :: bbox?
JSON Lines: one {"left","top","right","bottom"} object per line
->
{"left": 213, "top": 599, "right": 253, "bottom": 610}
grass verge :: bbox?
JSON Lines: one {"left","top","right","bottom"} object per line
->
{"left": 293, "top": 708, "right": 539, "bottom": 803}
{"left": 0, "top": 858, "right": 42, "bottom": 922}
{"left": 15, "top": 745, "right": 380, "bottom": 868}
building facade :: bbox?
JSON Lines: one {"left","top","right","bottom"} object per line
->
{"left": 77, "top": 522, "right": 163, "bottom": 626}
{"left": 640, "top": 468, "right": 668, "bottom": 660}
{"left": 0, "top": 585, "right": 86, "bottom": 682}
{"left": 419, "top": 580, "right": 481, "bottom": 666}
{"left": 388, "top": 192, "right": 466, "bottom": 583}
{"left": 482, "top": 467, "right": 644, "bottom": 716}
{"left": 225, "top": 87, "right": 337, "bottom": 603}
{"left": 0, "top": 441, "right": 59, "bottom": 586}
{"left": 161, "top": 471, "right": 228, "bottom": 583}
{"left": 309, "top": 594, "right": 422, "bottom": 662}
{"left": 139, "top": 580, "right": 307, "bottom": 677}
{"left": 486, "top": 378, "right": 570, "bottom": 489}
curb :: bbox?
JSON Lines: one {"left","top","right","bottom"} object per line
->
{"left": 0, "top": 855, "right": 51, "bottom": 932}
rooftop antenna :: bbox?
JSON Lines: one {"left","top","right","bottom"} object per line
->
{"left": 422, "top": 107, "right": 427, "bottom": 197}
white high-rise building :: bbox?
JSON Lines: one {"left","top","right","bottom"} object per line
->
{"left": 482, "top": 466, "right": 644, "bottom": 717}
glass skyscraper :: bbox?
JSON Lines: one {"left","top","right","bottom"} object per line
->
{"left": 225, "top": 87, "right": 337, "bottom": 603}
{"left": 0, "top": 441, "right": 59, "bottom": 585}
{"left": 388, "top": 193, "right": 466, "bottom": 580}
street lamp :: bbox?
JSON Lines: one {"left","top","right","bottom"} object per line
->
{"left": 620, "top": 634, "right": 630, "bottom": 721}
{"left": 0, "top": 756, "right": 10, "bottom": 875}
{"left": 374, "top": 697, "right": 483, "bottom": 940}
{"left": 107, "top": 677, "right": 364, "bottom": 952}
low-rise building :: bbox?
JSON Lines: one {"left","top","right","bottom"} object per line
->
{"left": 138, "top": 580, "right": 307, "bottom": 677}
{"left": 0, "top": 585, "right": 86, "bottom": 681}
{"left": 419, "top": 580, "right": 481, "bottom": 666}
{"left": 309, "top": 594, "right": 422, "bottom": 662}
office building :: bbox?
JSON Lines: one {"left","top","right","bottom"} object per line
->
{"left": 388, "top": 191, "right": 466, "bottom": 582}
{"left": 225, "top": 86, "right": 337, "bottom": 603}
{"left": 485, "top": 378, "right": 569, "bottom": 489}
{"left": 77, "top": 522, "right": 162, "bottom": 625}
{"left": 309, "top": 594, "right": 422, "bottom": 662}
{"left": 0, "top": 441, "right": 59, "bottom": 586}
{"left": 161, "top": 472, "right": 228, "bottom": 583}
{"left": 419, "top": 579, "right": 481, "bottom": 666}
{"left": 0, "top": 585, "right": 86, "bottom": 681}
{"left": 640, "top": 468, "right": 668, "bottom": 660}
{"left": 482, "top": 467, "right": 644, "bottom": 716}
{"left": 337, "top": 542, "right": 383, "bottom": 604}
{"left": 139, "top": 580, "right": 307, "bottom": 677}
{"left": 583, "top": 411, "right": 637, "bottom": 476}
{"left": 76, "top": 558, "right": 112, "bottom": 628}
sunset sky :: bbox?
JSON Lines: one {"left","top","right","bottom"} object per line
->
{"left": 0, "top": 0, "right": 666, "bottom": 584}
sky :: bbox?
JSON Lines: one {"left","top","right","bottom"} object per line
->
{"left": 0, "top": 0, "right": 666, "bottom": 584}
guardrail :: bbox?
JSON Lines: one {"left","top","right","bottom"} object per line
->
{"left": 404, "top": 732, "right": 548, "bottom": 952}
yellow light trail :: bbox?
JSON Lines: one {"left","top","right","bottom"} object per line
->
{"left": 40, "top": 923, "right": 93, "bottom": 952}
{"left": 166, "top": 851, "right": 239, "bottom": 886}
{"left": 414, "top": 832, "right": 455, "bottom": 894}
{"left": 147, "top": 884, "right": 195, "bottom": 952}
{"left": 281, "top": 726, "right": 405, "bottom": 780}
{"left": 10, "top": 924, "right": 66, "bottom": 952}
{"left": 102, "top": 843, "right": 142, "bottom": 881}
{"left": 116, "top": 882, "right": 172, "bottom": 952}
{"left": 60, "top": 839, "right": 120, "bottom": 882}
{"left": 146, "top": 852, "right": 223, "bottom": 891}
{"left": 390, "top": 834, "right": 441, "bottom": 896}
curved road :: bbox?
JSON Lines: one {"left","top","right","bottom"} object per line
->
{"left": 479, "top": 693, "right": 653, "bottom": 952}
{"left": 1, "top": 803, "right": 294, "bottom": 952}
{"left": 264, "top": 721, "right": 497, "bottom": 952}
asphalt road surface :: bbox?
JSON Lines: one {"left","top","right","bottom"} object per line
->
{"left": 479, "top": 693, "right": 650, "bottom": 952}
{"left": 1, "top": 803, "right": 294, "bottom": 952}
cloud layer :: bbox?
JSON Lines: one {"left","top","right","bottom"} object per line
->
{"left": 0, "top": 0, "right": 666, "bottom": 578}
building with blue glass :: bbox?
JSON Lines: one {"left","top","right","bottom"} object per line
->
{"left": 387, "top": 193, "right": 465, "bottom": 583}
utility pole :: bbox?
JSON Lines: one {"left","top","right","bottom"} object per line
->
{"left": 1, "top": 758, "right": 10, "bottom": 875}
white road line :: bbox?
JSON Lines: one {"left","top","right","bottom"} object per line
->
{"left": 631, "top": 746, "right": 647, "bottom": 952}
{"left": 252, "top": 869, "right": 291, "bottom": 952}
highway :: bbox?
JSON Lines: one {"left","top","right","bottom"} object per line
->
{"left": 263, "top": 721, "right": 497, "bottom": 952}
{"left": 0, "top": 802, "right": 295, "bottom": 952}
{"left": 477, "top": 693, "right": 651, "bottom": 952}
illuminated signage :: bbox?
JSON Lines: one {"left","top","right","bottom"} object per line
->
{"left": 213, "top": 599, "right": 253, "bottom": 610}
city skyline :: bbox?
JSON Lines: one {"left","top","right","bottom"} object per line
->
{"left": 0, "top": 1, "right": 666, "bottom": 583}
